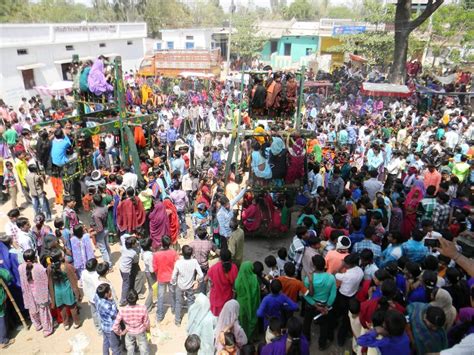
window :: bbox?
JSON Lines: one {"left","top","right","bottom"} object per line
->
{"left": 61, "top": 63, "right": 73, "bottom": 81}
{"left": 306, "top": 48, "right": 313, "bottom": 55}
{"left": 127, "top": 40, "right": 133, "bottom": 45}
{"left": 17, "top": 49, "right": 28, "bottom": 55}
{"left": 21, "top": 69, "right": 36, "bottom": 90}
{"left": 156, "top": 42, "right": 162, "bottom": 50}
{"left": 270, "top": 40, "right": 278, "bottom": 53}
{"left": 99, "top": 43, "right": 106, "bottom": 48}
{"left": 65, "top": 45, "right": 74, "bottom": 51}
{"left": 284, "top": 43, "right": 291, "bottom": 56}
{"left": 185, "top": 42, "right": 194, "bottom": 49}
{"left": 167, "top": 41, "right": 174, "bottom": 49}
{"left": 186, "top": 35, "right": 194, "bottom": 40}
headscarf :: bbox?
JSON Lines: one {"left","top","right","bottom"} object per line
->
{"left": 87, "top": 59, "right": 113, "bottom": 96}
{"left": 187, "top": 293, "right": 216, "bottom": 355}
{"left": 234, "top": 261, "right": 260, "bottom": 339}
{"left": 404, "top": 186, "right": 424, "bottom": 209}
{"left": 289, "top": 138, "right": 305, "bottom": 157}
{"left": 163, "top": 198, "right": 180, "bottom": 244}
{"left": 430, "top": 288, "right": 457, "bottom": 329}
{"left": 270, "top": 137, "right": 285, "bottom": 155}
{"left": 149, "top": 201, "right": 170, "bottom": 249}
{"left": 214, "top": 300, "right": 241, "bottom": 346}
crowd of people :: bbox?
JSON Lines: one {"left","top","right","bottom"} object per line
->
{"left": 0, "top": 54, "right": 473, "bottom": 355}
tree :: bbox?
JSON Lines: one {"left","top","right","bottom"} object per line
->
{"left": 326, "top": 6, "right": 353, "bottom": 19}
{"left": 282, "top": 0, "right": 313, "bottom": 21}
{"left": 143, "top": 0, "right": 193, "bottom": 37}
{"left": 389, "top": 0, "right": 444, "bottom": 84}
{"left": 231, "top": 11, "right": 266, "bottom": 61}
{"left": 427, "top": 3, "right": 474, "bottom": 65}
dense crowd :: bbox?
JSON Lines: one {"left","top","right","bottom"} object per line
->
{"left": 0, "top": 56, "right": 473, "bottom": 355}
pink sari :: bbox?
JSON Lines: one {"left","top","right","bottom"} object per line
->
{"left": 285, "top": 138, "right": 306, "bottom": 184}
{"left": 401, "top": 186, "right": 423, "bottom": 237}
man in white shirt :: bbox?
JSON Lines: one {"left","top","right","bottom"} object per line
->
{"left": 122, "top": 167, "right": 138, "bottom": 190}
{"left": 308, "top": 165, "right": 323, "bottom": 197}
{"left": 334, "top": 254, "right": 364, "bottom": 347}
{"left": 16, "top": 217, "right": 35, "bottom": 253}
{"left": 81, "top": 258, "right": 101, "bottom": 331}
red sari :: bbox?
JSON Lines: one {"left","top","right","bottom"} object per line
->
{"left": 117, "top": 197, "right": 146, "bottom": 232}
{"left": 285, "top": 138, "right": 306, "bottom": 184}
{"left": 401, "top": 186, "right": 423, "bottom": 237}
{"left": 207, "top": 261, "right": 238, "bottom": 316}
{"left": 163, "top": 198, "right": 180, "bottom": 244}
{"left": 242, "top": 203, "right": 262, "bottom": 232}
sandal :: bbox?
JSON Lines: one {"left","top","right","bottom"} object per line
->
{"left": 73, "top": 322, "right": 82, "bottom": 329}
{"left": 0, "top": 339, "right": 15, "bottom": 349}
{"left": 64, "top": 324, "right": 71, "bottom": 331}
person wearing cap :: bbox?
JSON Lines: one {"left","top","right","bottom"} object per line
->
{"left": 325, "top": 236, "right": 351, "bottom": 274}
{"left": 333, "top": 254, "right": 364, "bottom": 347}
{"left": 408, "top": 270, "right": 438, "bottom": 304}
{"left": 25, "top": 165, "right": 51, "bottom": 221}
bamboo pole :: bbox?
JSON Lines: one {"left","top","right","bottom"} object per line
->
{"left": 0, "top": 278, "right": 27, "bottom": 328}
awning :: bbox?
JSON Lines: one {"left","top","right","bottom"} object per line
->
{"left": 103, "top": 53, "right": 120, "bottom": 58}
{"left": 360, "top": 82, "right": 412, "bottom": 98}
{"left": 17, "top": 63, "right": 45, "bottom": 70}
{"left": 34, "top": 81, "right": 73, "bottom": 96}
{"left": 349, "top": 53, "right": 368, "bottom": 62}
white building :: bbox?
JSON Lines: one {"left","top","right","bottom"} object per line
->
{"left": 0, "top": 22, "right": 147, "bottom": 107}
{"left": 157, "top": 28, "right": 229, "bottom": 58}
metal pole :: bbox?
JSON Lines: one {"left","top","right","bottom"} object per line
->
{"left": 295, "top": 65, "right": 305, "bottom": 130}
{"left": 226, "top": 0, "right": 235, "bottom": 76}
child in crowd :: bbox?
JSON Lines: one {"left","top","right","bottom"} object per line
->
{"left": 70, "top": 225, "right": 94, "bottom": 279}
{"left": 63, "top": 195, "right": 79, "bottom": 231}
{"left": 184, "top": 334, "right": 201, "bottom": 355}
{"left": 140, "top": 238, "right": 155, "bottom": 312}
{"left": 276, "top": 247, "right": 287, "bottom": 276}
{"left": 81, "top": 258, "right": 101, "bottom": 332}
{"left": 96, "top": 262, "right": 118, "bottom": 302}
{"left": 3, "top": 161, "right": 18, "bottom": 209}
{"left": 94, "top": 283, "right": 121, "bottom": 355}
{"left": 264, "top": 255, "right": 280, "bottom": 279}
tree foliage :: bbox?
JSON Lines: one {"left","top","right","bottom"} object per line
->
{"left": 231, "top": 11, "right": 266, "bottom": 61}
{"left": 281, "top": 0, "right": 313, "bottom": 21}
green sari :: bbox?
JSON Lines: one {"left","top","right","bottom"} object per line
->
{"left": 234, "top": 261, "right": 260, "bottom": 339}
{"left": 101, "top": 194, "right": 116, "bottom": 234}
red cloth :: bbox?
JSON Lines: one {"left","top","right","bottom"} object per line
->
{"left": 149, "top": 201, "right": 170, "bottom": 249}
{"left": 163, "top": 199, "right": 180, "bottom": 244}
{"left": 207, "top": 261, "right": 238, "bottom": 316}
{"left": 359, "top": 297, "right": 405, "bottom": 329}
{"left": 242, "top": 203, "right": 262, "bottom": 232}
{"left": 117, "top": 197, "right": 146, "bottom": 232}
{"left": 153, "top": 249, "right": 178, "bottom": 283}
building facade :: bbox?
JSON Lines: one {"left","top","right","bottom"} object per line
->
{"left": 0, "top": 22, "right": 147, "bottom": 107}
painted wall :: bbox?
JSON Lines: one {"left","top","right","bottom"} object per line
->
{"left": 261, "top": 36, "right": 318, "bottom": 62}
{"left": 320, "top": 36, "right": 344, "bottom": 64}
{"left": 160, "top": 29, "right": 213, "bottom": 50}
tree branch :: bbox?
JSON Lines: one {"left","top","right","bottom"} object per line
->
{"left": 409, "top": 0, "right": 444, "bottom": 31}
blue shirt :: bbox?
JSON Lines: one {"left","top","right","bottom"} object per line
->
{"left": 51, "top": 136, "right": 71, "bottom": 166}
{"left": 357, "top": 330, "right": 411, "bottom": 355}
{"left": 349, "top": 231, "right": 365, "bottom": 249}
{"left": 401, "top": 240, "right": 428, "bottom": 263}
{"left": 217, "top": 188, "right": 247, "bottom": 238}
{"left": 353, "top": 239, "right": 382, "bottom": 265}
{"left": 166, "top": 128, "right": 178, "bottom": 142}
{"left": 407, "top": 285, "right": 428, "bottom": 304}
{"left": 94, "top": 295, "right": 118, "bottom": 333}
{"left": 257, "top": 293, "right": 298, "bottom": 330}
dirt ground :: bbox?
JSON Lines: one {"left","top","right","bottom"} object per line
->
{"left": 1, "top": 184, "right": 350, "bottom": 354}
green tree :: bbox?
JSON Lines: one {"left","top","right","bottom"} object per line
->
{"left": 143, "top": 0, "right": 193, "bottom": 37}
{"left": 282, "top": 0, "right": 313, "bottom": 20}
{"left": 231, "top": 11, "right": 266, "bottom": 61}
{"left": 426, "top": 3, "right": 474, "bottom": 65}
{"left": 389, "top": 0, "right": 444, "bottom": 83}
{"left": 326, "top": 6, "right": 353, "bottom": 19}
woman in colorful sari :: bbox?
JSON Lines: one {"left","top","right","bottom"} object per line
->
{"left": 234, "top": 261, "right": 260, "bottom": 340}
{"left": 149, "top": 200, "right": 170, "bottom": 249}
{"left": 19, "top": 249, "right": 53, "bottom": 337}
{"left": 285, "top": 137, "right": 306, "bottom": 184}
{"left": 242, "top": 196, "right": 263, "bottom": 233}
{"left": 163, "top": 198, "right": 180, "bottom": 246}
{"left": 206, "top": 250, "right": 238, "bottom": 317}
{"left": 47, "top": 249, "right": 82, "bottom": 330}
{"left": 186, "top": 293, "right": 217, "bottom": 355}
{"left": 401, "top": 186, "right": 424, "bottom": 237}
{"left": 87, "top": 58, "right": 113, "bottom": 96}
{"left": 407, "top": 303, "right": 448, "bottom": 354}
{"left": 117, "top": 187, "right": 146, "bottom": 233}
{"left": 214, "top": 300, "right": 248, "bottom": 354}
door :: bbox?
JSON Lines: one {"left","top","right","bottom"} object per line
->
{"left": 284, "top": 43, "right": 291, "bottom": 56}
